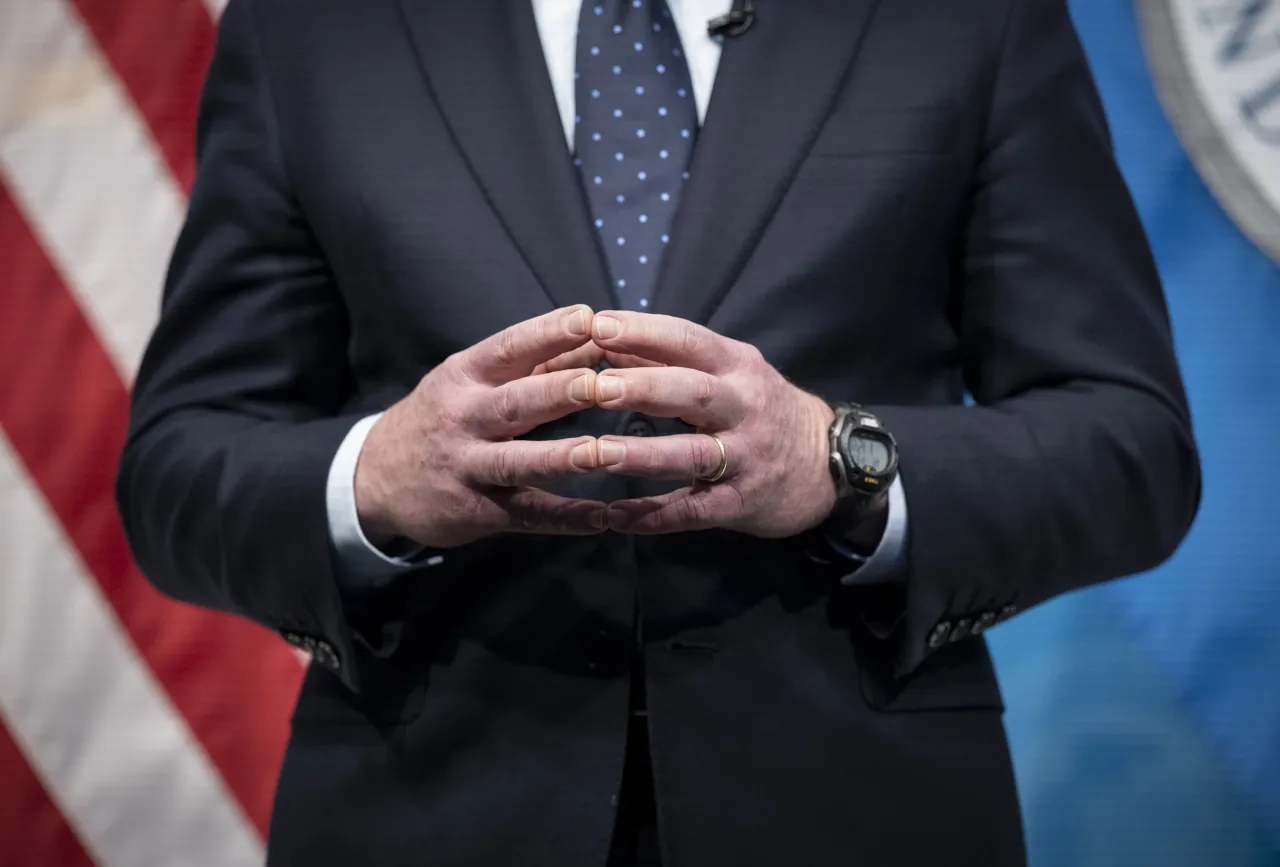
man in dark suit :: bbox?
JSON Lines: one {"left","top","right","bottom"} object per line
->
{"left": 117, "top": 0, "right": 1201, "bottom": 864}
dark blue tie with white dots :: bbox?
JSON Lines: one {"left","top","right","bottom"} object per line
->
{"left": 574, "top": 0, "right": 698, "bottom": 311}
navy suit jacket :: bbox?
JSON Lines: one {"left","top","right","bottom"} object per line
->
{"left": 117, "top": 0, "right": 1200, "bottom": 864}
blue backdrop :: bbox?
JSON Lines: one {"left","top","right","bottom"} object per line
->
{"left": 986, "top": 1, "right": 1280, "bottom": 864}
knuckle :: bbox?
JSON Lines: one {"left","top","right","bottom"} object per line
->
{"left": 547, "top": 374, "right": 571, "bottom": 408}
{"left": 437, "top": 486, "right": 465, "bottom": 515}
{"left": 685, "top": 438, "right": 705, "bottom": 473}
{"left": 446, "top": 387, "right": 480, "bottom": 430}
{"left": 552, "top": 505, "right": 581, "bottom": 533}
{"left": 514, "top": 497, "right": 546, "bottom": 531}
{"left": 518, "top": 507, "right": 542, "bottom": 532}
{"left": 493, "top": 327, "right": 521, "bottom": 368}
{"left": 741, "top": 342, "right": 765, "bottom": 366}
{"left": 628, "top": 438, "right": 656, "bottom": 469}
{"left": 693, "top": 373, "right": 715, "bottom": 410}
{"left": 625, "top": 371, "right": 651, "bottom": 402}
{"left": 441, "top": 351, "right": 468, "bottom": 378}
{"left": 490, "top": 447, "right": 521, "bottom": 487}
{"left": 493, "top": 384, "right": 521, "bottom": 426}
{"left": 442, "top": 486, "right": 486, "bottom": 528}
{"left": 536, "top": 317, "right": 558, "bottom": 351}
{"left": 465, "top": 492, "right": 493, "bottom": 523}
{"left": 540, "top": 444, "right": 561, "bottom": 477}
{"left": 675, "top": 495, "right": 703, "bottom": 525}
{"left": 678, "top": 323, "right": 703, "bottom": 358}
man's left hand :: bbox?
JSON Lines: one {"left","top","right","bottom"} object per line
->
{"left": 589, "top": 311, "right": 837, "bottom": 538}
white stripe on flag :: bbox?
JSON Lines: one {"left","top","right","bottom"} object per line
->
{"left": 0, "top": 435, "right": 265, "bottom": 867}
{"left": 0, "top": 0, "right": 185, "bottom": 383}
{"left": 203, "top": 0, "right": 228, "bottom": 22}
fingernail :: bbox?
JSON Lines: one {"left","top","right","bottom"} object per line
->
{"left": 570, "top": 372, "right": 594, "bottom": 402}
{"left": 566, "top": 307, "right": 590, "bottom": 336}
{"left": 570, "top": 441, "right": 597, "bottom": 469}
{"left": 596, "top": 374, "right": 624, "bottom": 402}
{"left": 594, "top": 315, "right": 621, "bottom": 340}
{"left": 598, "top": 440, "right": 626, "bottom": 466}
{"left": 589, "top": 506, "right": 608, "bottom": 530}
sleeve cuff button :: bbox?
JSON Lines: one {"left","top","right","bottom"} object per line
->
{"left": 927, "top": 621, "right": 952, "bottom": 649}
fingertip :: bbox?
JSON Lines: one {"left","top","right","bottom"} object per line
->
{"left": 605, "top": 503, "right": 639, "bottom": 531}
{"left": 569, "top": 370, "right": 597, "bottom": 403}
{"left": 593, "top": 312, "right": 623, "bottom": 341}
{"left": 587, "top": 502, "right": 609, "bottom": 531}
{"left": 569, "top": 437, "right": 600, "bottom": 470}
{"left": 595, "top": 371, "right": 625, "bottom": 404}
{"left": 564, "top": 305, "right": 594, "bottom": 337}
{"left": 597, "top": 438, "right": 626, "bottom": 467}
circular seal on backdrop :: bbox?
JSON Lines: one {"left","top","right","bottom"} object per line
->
{"left": 1137, "top": 0, "right": 1280, "bottom": 264}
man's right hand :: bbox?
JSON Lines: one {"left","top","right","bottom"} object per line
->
{"left": 354, "top": 306, "right": 609, "bottom": 549}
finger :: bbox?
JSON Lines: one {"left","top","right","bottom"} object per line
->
{"left": 534, "top": 344, "right": 665, "bottom": 375}
{"left": 593, "top": 367, "right": 742, "bottom": 428}
{"left": 595, "top": 433, "right": 730, "bottom": 480}
{"left": 533, "top": 342, "right": 604, "bottom": 375}
{"left": 468, "top": 437, "right": 603, "bottom": 487}
{"left": 604, "top": 486, "right": 744, "bottom": 534}
{"left": 471, "top": 368, "right": 598, "bottom": 437}
{"left": 591, "top": 311, "right": 743, "bottom": 373}
{"left": 465, "top": 305, "right": 594, "bottom": 383}
{"left": 489, "top": 489, "right": 608, "bottom": 535}
{"left": 602, "top": 352, "right": 665, "bottom": 369}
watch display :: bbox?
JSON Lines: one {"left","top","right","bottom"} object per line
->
{"left": 848, "top": 435, "right": 892, "bottom": 474}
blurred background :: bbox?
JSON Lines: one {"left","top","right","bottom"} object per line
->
{"left": 0, "top": 0, "right": 1276, "bottom": 865}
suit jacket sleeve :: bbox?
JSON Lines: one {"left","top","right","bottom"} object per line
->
{"left": 116, "top": 0, "right": 373, "bottom": 692}
{"left": 860, "top": 0, "right": 1201, "bottom": 677}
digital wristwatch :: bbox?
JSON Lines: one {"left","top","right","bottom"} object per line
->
{"left": 828, "top": 403, "right": 898, "bottom": 501}
{"left": 800, "top": 403, "right": 900, "bottom": 565}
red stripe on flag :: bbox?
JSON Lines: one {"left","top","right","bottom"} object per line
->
{"left": 0, "top": 185, "right": 302, "bottom": 840}
{"left": 0, "top": 722, "right": 97, "bottom": 867}
{"left": 67, "top": 0, "right": 216, "bottom": 191}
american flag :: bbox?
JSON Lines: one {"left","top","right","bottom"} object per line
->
{"left": 0, "top": 2, "right": 300, "bottom": 864}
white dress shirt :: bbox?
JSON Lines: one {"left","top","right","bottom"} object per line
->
{"left": 326, "top": 0, "right": 908, "bottom": 591}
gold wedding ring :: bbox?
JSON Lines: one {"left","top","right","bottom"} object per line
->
{"left": 699, "top": 434, "right": 729, "bottom": 484}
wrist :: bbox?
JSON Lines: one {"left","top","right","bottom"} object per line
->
{"left": 807, "top": 394, "right": 839, "bottom": 516}
{"left": 353, "top": 419, "right": 401, "bottom": 549}
{"left": 812, "top": 401, "right": 899, "bottom": 559}
{"left": 825, "top": 489, "right": 890, "bottom": 555}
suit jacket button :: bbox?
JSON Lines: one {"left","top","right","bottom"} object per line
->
{"left": 622, "top": 417, "right": 656, "bottom": 438}
{"left": 949, "top": 618, "right": 973, "bottom": 642}
{"left": 927, "top": 622, "right": 952, "bottom": 649}
{"left": 971, "top": 611, "right": 997, "bottom": 635}
{"left": 312, "top": 641, "right": 341, "bottom": 671}
{"left": 996, "top": 604, "right": 1018, "bottom": 624}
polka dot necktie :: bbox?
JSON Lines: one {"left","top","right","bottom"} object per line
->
{"left": 574, "top": 0, "right": 698, "bottom": 311}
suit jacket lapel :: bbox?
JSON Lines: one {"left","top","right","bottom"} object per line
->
{"left": 652, "top": 0, "right": 883, "bottom": 324}
{"left": 396, "top": 0, "right": 614, "bottom": 314}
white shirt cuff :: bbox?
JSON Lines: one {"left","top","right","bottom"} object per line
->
{"left": 838, "top": 474, "right": 909, "bottom": 584}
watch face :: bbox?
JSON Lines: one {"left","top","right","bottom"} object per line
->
{"left": 848, "top": 433, "right": 892, "bottom": 474}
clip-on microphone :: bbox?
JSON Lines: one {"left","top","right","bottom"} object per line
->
{"left": 707, "top": 0, "right": 755, "bottom": 38}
